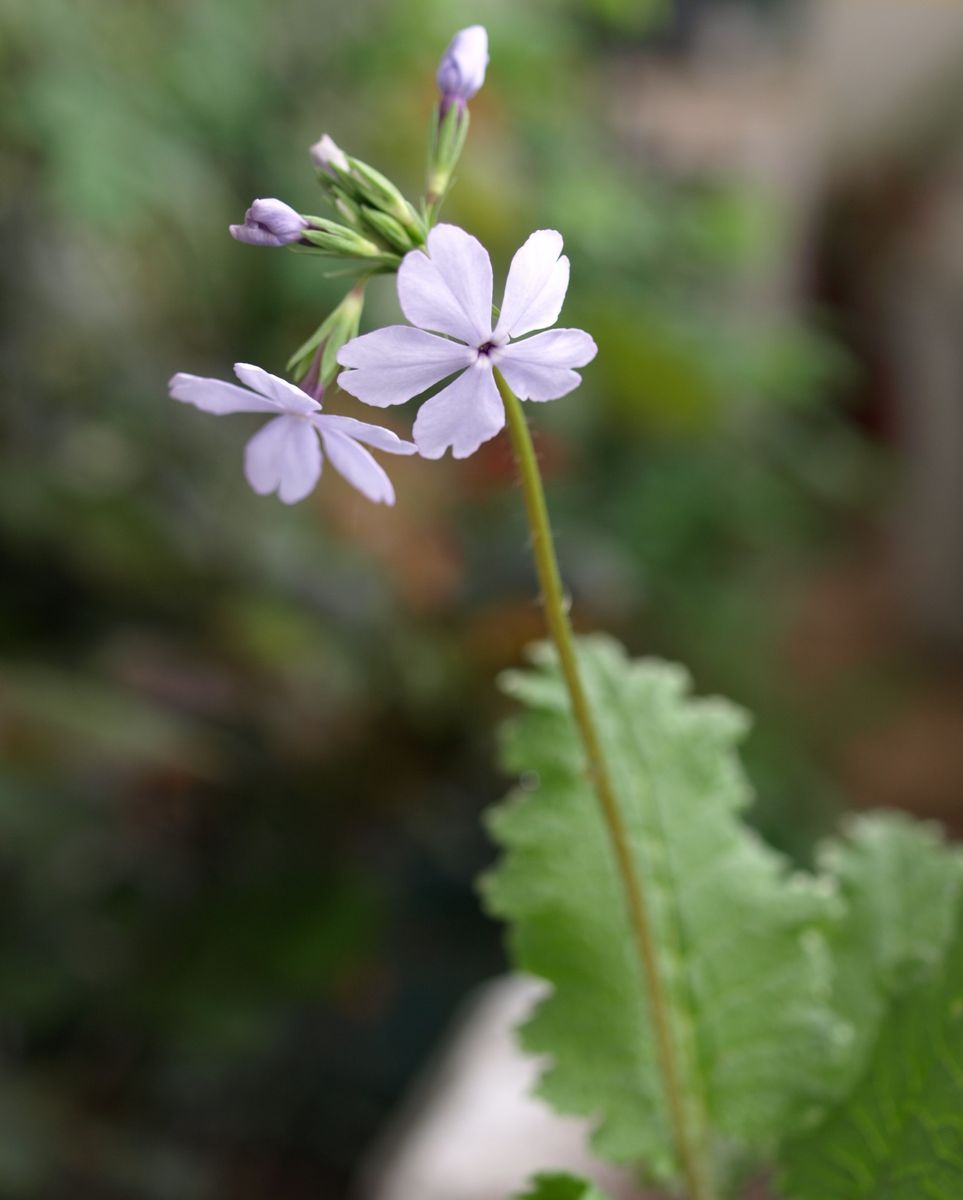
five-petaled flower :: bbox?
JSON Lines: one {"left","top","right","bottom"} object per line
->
{"left": 169, "top": 364, "right": 416, "bottom": 504}
{"left": 336, "top": 225, "right": 597, "bottom": 459}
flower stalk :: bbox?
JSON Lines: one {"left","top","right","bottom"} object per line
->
{"left": 494, "top": 368, "right": 718, "bottom": 1200}
{"left": 426, "top": 25, "right": 488, "bottom": 222}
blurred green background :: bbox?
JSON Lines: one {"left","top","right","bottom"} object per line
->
{"left": 2, "top": 0, "right": 961, "bottom": 1196}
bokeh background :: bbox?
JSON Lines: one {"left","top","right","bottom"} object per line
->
{"left": 2, "top": 0, "right": 962, "bottom": 1196}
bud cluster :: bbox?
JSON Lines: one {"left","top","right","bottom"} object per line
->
{"left": 228, "top": 26, "right": 488, "bottom": 267}
{"left": 224, "top": 26, "right": 490, "bottom": 411}
{"left": 310, "top": 135, "right": 425, "bottom": 255}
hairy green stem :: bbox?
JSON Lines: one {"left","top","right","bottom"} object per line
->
{"left": 495, "top": 370, "right": 717, "bottom": 1200}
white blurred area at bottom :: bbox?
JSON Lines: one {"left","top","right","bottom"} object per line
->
{"left": 359, "top": 975, "right": 641, "bottom": 1200}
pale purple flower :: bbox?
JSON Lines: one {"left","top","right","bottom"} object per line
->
{"left": 169, "top": 364, "right": 416, "bottom": 505}
{"left": 230, "top": 198, "right": 308, "bottom": 247}
{"left": 336, "top": 225, "right": 597, "bottom": 459}
{"left": 436, "top": 25, "right": 489, "bottom": 110}
{"left": 310, "top": 134, "right": 349, "bottom": 174}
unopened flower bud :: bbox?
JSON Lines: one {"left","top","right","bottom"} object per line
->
{"left": 426, "top": 27, "right": 488, "bottom": 214}
{"left": 346, "top": 158, "right": 422, "bottom": 238}
{"left": 359, "top": 205, "right": 418, "bottom": 253}
{"left": 229, "top": 198, "right": 308, "bottom": 247}
{"left": 310, "top": 133, "right": 349, "bottom": 175}
{"left": 310, "top": 137, "right": 424, "bottom": 245}
{"left": 436, "top": 25, "right": 488, "bottom": 112}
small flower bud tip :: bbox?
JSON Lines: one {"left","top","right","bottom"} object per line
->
{"left": 310, "top": 134, "right": 349, "bottom": 174}
{"left": 436, "top": 25, "right": 488, "bottom": 108}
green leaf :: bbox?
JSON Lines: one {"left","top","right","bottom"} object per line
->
{"left": 514, "top": 1172, "right": 612, "bottom": 1200}
{"left": 481, "top": 636, "right": 840, "bottom": 1187}
{"left": 818, "top": 813, "right": 963, "bottom": 1098}
{"left": 780, "top": 895, "right": 963, "bottom": 1199}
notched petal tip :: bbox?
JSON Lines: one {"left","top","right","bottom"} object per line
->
{"left": 495, "top": 229, "right": 571, "bottom": 340}
{"left": 398, "top": 224, "right": 494, "bottom": 344}
{"left": 496, "top": 327, "right": 597, "bottom": 401}
{"left": 411, "top": 363, "right": 505, "bottom": 460}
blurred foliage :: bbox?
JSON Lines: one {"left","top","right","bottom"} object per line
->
{"left": 0, "top": 0, "right": 879, "bottom": 1196}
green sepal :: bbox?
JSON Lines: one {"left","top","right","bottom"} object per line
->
{"left": 427, "top": 102, "right": 469, "bottom": 207}
{"left": 343, "top": 155, "right": 423, "bottom": 237}
{"left": 286, "top": 283, "right": 365, "bottom": 386}
{"left": 358, "top": 205, "right": 421, "bottom": 253}
{"left": 287, "top": 247, "right": 399, "bottom": 274}
{"left": 514, "top": 1173, "right": 613, "bottom": 1200}
{"left": 300, "top": 217, "right": 383, "bottom": 259}
{"left": 331, "top": 193, "right": 366, "bottom": 232}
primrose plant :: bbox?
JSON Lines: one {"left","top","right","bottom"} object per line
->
{"left": 171, "top": 26, "right": 963, "bottom": 1200}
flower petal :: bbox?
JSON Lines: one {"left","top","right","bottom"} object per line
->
{"left": 233, "top": 363, "right": 320, "bottom": 414}
{"left": 496, "top": 328, "right": 598, "bottom": 402}
{"left": 412, "top": 363, "right": 504, "bottom": 459}
{"left": 493, "top": 230, "right": 570, "bottom": 340}
{"left": 313, "top": 413, "right": 417, "bottom": 455}
{"left": 337, "top": 326, "right": 472, "bottom": 407}
{"left": 169, "top": 372, "right": 280, "bottom": 415}
{"left": 397, "top": 224, "right": 493, "bottom": 344}
{"left": 229, "top": 222, "right": 287, "bottom": 247}
{"left": 244, "top": 415, "right": 321, "bottom": 504}
{"left": 320, "top": 429, "right": 396, "bottom": 505}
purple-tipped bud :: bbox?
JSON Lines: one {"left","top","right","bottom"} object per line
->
{"left": 229, "top": 198, "right": 308, "bottom": 247}
{"left": 310, "top": 133, "right": 349, "bottom": 175}
{"left": 436, "top": 25, "right": 488, "bottom": 111}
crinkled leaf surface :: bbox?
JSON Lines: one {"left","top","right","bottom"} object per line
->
{"left": 481, "top": 636, "right": 840, "bottom": 1186}
{"left": 780, "top": 894, "right": 963, "bottom": 1199}
{"left": 818, "top": 812, "right": 963, "bottom": 1098}
{"left": 515, "top": 1172, "right": 612, "bottom": 1200}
